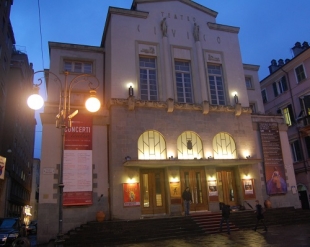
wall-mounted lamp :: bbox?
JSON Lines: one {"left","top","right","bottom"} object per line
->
{"left": 129, "top": 86, "right": 134, "bottom": 96}
{"left": 246, "top": 155, "right": 251, "bottom": 159}
{"left": 125, "top": 156, "right": 131, "bottom": 161}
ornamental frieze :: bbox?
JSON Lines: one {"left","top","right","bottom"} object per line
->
{"left": 109, "top": 98, "right": 252, "bottom": 116}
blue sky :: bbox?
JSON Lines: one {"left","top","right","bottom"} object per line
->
{"left": 10, "top": 0, "right": 310, "bottom": 158}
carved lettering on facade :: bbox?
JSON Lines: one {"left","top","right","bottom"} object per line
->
{"left": 172, "top": 29, "right": 176, "bottom": 37}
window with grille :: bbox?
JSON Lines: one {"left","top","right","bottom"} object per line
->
{"left": 139, "top": 57, "right": 158, "bottom": 101}
{"left": 208, "top": 64, "right": 225, "bottom": 105}
{"left": 64, "top": 60, "right": 93, "bottom": 74}
{"left": 175, "top": 61, "right": 193, "bottom": 103}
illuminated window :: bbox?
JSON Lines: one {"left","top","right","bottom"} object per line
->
{"left": 282, "top": 104, "right": 294, "bottom": 126}
{"left": 177, "top": 131, "right": 203, "bottom": 159}
{"left": 213, "top": 133, "right": 237, "bottom": 159}
{"left": 138, "top": 130, "right": 166, "bottom": 159}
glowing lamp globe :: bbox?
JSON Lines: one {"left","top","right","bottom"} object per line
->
{"left": 27, "top": 94, "right": 44, "bottom": 110}
{"left": 85, "top": 96, "right": 101, "bottom": 112}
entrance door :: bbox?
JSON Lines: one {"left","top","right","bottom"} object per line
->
{"left": 180, "top": 167, "right": 208, "bottom": 212}
{"left": 216, "top": 169, "right": 238, "bottom": 206}
{"left": 140, "top": 169, "right": 166, "bottom": 215}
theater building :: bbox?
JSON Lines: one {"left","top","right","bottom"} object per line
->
{"left": 37, "top": 0, "right": 300, "bottom": 244}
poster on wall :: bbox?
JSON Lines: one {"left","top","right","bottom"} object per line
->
{"left": 123, "top": 183, "right": 140, "bottom": 207}
{"left": 63, "top": 114, "right": 93, "bottom": 206}
{"left": 169, "top": 182, "right": 181, "bottom": 198}
{"left": 243, "top": 179, "right": 254, "bottom": 195}
{"left": 207, "top": 180, "right": 218, "bottom": 196}
{"left": 0, "top": 156, "right": 6, "bottom": 180}
{"left": 259, "top": 122, "right": 287, "bottom": 195}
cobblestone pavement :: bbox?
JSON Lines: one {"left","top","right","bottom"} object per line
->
{"left": 30, "top": 223, "right": 310, "bottom": 247}
{"left": 112, "top": 224, "right": 310, "bottom": 247}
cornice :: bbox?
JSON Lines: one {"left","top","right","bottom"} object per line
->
{"left": 109, "top": 97, "right": 252, "bottom": 116}
{"left": 207, "top": 22, "right": 240, "bottom": 34}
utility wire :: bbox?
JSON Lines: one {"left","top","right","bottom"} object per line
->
{"left": 37, "top": 0, "right": 45, "bottom": 70}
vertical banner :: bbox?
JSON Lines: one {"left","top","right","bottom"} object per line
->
{"left": 0, "top": 156, "right": 6, "bottom": 180}
{"left": 63, "top": 114, "right": 93, "bottom": 205}
{"left": 259, "top": 122, "right": 287, "bottom": 195}
{"left": 123, "top": 183, "right": 140, "bottom": 207}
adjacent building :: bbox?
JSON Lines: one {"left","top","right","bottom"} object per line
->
{"left": 0, "top": 0, "right": 37, "bottom": 221}
{"left": 36, "top": 0, "right": 300, "bottom": 244}
{"left": 260, "top": 41, "right": 310, "bottom": 209}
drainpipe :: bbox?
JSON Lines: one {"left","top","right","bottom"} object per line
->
{"left": 280, "top": 67, "right": 307, "bottom": 173}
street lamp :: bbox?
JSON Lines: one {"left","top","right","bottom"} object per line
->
{"left": 27, "top": 70, "right": 101, "bottom": 246}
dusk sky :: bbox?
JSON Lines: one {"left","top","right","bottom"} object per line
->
{"left": 10, "top": 0, "right": 310, "bottom": 158}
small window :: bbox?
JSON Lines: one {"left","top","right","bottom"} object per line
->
{"left": 272, "top": 76, "right": 288, "bottom": 97}
{"left": 63, "top": 60, "right": 93, "bottom": 74}
{"left": 261, "top": 89, "right": 267, "bottom": 103}
{"left": 295, "top": 64, "right": 306, "bottom": 83}
{"left": 245, "top": 76, "right": 253, "bottom": 89}
{"left": 291, "top": 140, "right": 302, "bottom": 162}
{"left": 249, "top": 103, "right": 256, "bottom": 113}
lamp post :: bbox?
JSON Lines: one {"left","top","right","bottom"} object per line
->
{"left": 27, "top": 70, "right": 101, "bottom": 246}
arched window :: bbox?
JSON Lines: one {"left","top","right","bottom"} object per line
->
{"left": 212, "top": 132, "right": 237, "bottom": 159}
{"left": 177, "top": 131, "right": 203, "bottom": 159}
{"left": 138, "top": 130, "right": 166, "bottom": 159}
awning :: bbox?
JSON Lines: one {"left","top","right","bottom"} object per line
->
{"left": 123, "top": 158, "right": 262, "bottom": 168}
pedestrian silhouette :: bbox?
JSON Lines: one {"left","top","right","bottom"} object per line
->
{"left": 254, "top": 200, "right": 267, "bottom": 231}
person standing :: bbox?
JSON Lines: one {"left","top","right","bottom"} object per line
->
{"left": 219, "top": 203, "right": 231, "bottom": 234}
{"left": 254, "top": 200, "right": 267, "bottom": 231}
{"left": 182, "top": 187, "right": 192, "bottom": 216}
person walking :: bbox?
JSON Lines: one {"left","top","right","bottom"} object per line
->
{"left": 182, "top": 187, "right": 192, "bottom": 216}
{"left": 254, "top": 200, "right": 267, "bottom": 231}
{"left": 219, "top": 203, "right": 231, "bottom": 234}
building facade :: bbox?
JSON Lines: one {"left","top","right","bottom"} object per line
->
{"left": 37, "top": 0, "right": 300, "bottom": 244}
{"left": 260, "top": 41, "right": 310, "bottom": 209}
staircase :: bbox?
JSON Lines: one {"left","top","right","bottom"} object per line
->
{"left": 62, "top": 216, "right": 205, "bottom": 247}
{"left": 191, "top": 212, "right": 239, "bottom": 233}
{"left": 60, "top": 208, "right": 310, "bottom": 246}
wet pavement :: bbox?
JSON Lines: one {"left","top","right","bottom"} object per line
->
{"left": 28, "top": 223, "right": 310, "bottom": 247}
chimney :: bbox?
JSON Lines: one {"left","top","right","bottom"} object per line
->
{"left": 302, "top": 41, "right": 309, "bottom": 49}
{"left": 278, "top": 59, "right": 284, "bottom": 67}
{"left": 268, "top": 59, "right": 278, "bottom": 74}
{"left": 292, "top": 42, "right": 303, "bottom": 56}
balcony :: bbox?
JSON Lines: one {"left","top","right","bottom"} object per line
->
{"left": 297, "top": 115, "right": 310, "bottom": 136}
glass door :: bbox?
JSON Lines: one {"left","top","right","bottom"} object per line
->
{"left": 216, "top": 169, "right": 237, "bottom": 206}
{"left": 180, "top": 167, "right": 208, "bottom": 212}
{"left": 140, "top": 169, "right": 166, "bottom": 215}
